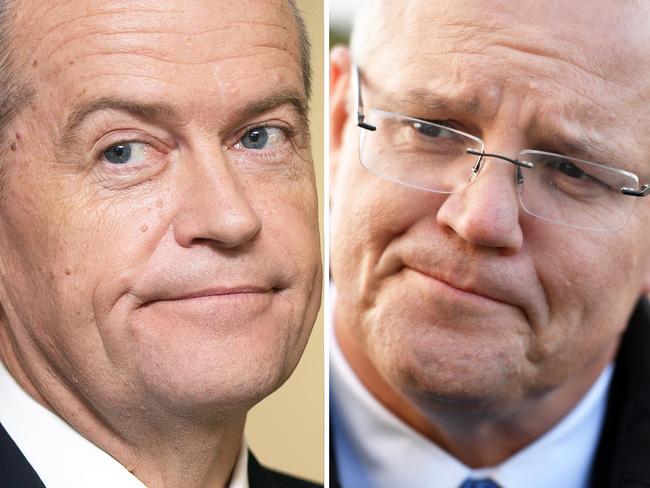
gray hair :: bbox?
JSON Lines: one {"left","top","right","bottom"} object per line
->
{"left": 287, "top": 0, "right": 312, "bottom": 100}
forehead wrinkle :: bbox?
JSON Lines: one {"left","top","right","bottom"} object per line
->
{"left": 19, "top": 7, "right": 173, "bottom": 59}
{"left": 20, "top": 0, "right": 296, "bottom": 65}
{"left": 64, "top": 45, "right": 298, "bottom": 71}
{"left": 38, "top": 23, "right": 292, "bottom": 65}
{"left": 362, "top": 64, "right": 489, "bottom": 117}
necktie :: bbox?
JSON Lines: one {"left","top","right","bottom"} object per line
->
{"left": 459, "top": 479, "right": 502, "bottom": 488}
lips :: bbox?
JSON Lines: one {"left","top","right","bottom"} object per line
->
{"left": 376, "top": 239, "right": 548, "bottom": 326}
{"left": 125, "top": 260, "right": 292, "bottom": 308}
{"left": 406, "top": 265, "right": 519, "bottom": 308}
{"left": 160, "top": 286, "right": 272, "bottom": 302}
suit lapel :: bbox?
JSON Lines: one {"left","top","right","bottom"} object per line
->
{"left": 0, "top": 422, "right": 46, "bottom": 488}
{"left": 591, "top": 298, "right": 650, "bottom": 487}
{"left": 248, "top": 450, "right": 280, "bottom": 488}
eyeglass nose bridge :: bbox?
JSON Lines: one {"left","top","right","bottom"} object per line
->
{"left": 466, "top": 148, "right": 534, "bottom": 177}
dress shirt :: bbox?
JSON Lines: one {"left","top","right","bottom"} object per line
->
{"left": 330, "top": 320, "right": 613, "bottom": 488}
{"left": 0, "top": 360, "right": 248, "bottom": 488}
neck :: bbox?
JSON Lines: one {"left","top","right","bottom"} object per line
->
{"left": 0, "top": 327, "right": 246, "bottom": 488}
{"left": 335, "top": 313, "right": 617, "bottom": 468}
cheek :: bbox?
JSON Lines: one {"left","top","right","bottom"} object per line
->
{"left": 528, "top": 227, "right": 643, "bottom": 368}
{"left": 250, "top": 174, "right": 322, "bottom": 315}
{"left": 0, "top": 163, "right": 176, "bottom": 322}
{"left": 330, "top": 131, "right": 440, "bottom": 289}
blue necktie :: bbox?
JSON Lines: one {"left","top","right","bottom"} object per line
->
{"left": 459, "top": 479, "right": 502, "bottom": 488}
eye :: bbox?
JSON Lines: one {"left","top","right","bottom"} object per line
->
{"left": 555, "top": 160, "right": 588, "bottom": 179}
{"left": 414, "top": 122, "right": 456, "bottom": 138}
{"left": 413, "top": 122, "right": 443, "bottom": 138}
{"left": 238, "top": 127, "right": 287, "bottom": 150}
{"left": 544, "top": 156, "right": 612, "bottom": 194}
{"left": 102, "top": 142, "right": 148, "bottom": 165}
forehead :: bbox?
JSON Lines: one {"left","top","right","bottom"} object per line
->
{"left": 364, "top": 0, "right": 649, "bottom": 82}
{"left": 360, "top": 0, "right": 650, "bottom": 172}
{"left": 15, "top": 0, "right": 303, "bottom": 116}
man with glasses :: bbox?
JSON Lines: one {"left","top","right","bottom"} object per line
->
{"left": 329, "top": 0, "right": 650, "bottom": 487}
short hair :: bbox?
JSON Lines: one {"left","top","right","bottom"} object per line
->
{"left": 287, "top": 0, "right": 313, "bottom": 101}
{"left": 0, "top": 0, "right": 312, "bottom": 144}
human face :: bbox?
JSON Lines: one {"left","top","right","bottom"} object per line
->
{"left": 331, "top": 0, "right": 650, "bottom": 411}
{"left": 0, "top": 0, "right": 321, "bottom": 418}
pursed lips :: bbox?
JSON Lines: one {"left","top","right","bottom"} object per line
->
{"left": 374, "top": 239, "right": 548, "bottom": 326}
{"left": 160, "top": 286, "right": 273, "bottom": 302}
{"left": 402, "top": 262, "right": 543, "bottom": 325}
{"left": 136, "top": 286, "right": 276, "bottom": 308}
{"left": 408, "top": 266, "right": 517, "bottom": 307}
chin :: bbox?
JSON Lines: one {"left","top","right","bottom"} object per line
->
{"left": 138, "top": 345, "right": 298, "bottom": 417}
{"left": 123, "top": 312, "right": 310, "bottom": 416}
{"left": 367, "top": 315, "right": 528, "bottom": 411}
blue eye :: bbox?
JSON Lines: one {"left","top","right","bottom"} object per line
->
{"left": 241, "top": 128, "right": 268, "bottom": 149}
{"left": 238, "top": 127, "right": 287, "bottom": 150}
{"left": 102, "top": 142, "right": 147, "bottom": 165}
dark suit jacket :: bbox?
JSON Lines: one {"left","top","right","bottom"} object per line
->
{"left": 0, "top": 423, "right": 320, "bottom": 488}
{"left": 331, "top": 298, "right": 650, "bottom": 488}
{"left": 591, "top": 298, "right": 650, "bottom": 487}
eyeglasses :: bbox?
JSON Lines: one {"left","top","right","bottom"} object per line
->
{"left": 353, "top": 66, "right": 649, "bottom": 232}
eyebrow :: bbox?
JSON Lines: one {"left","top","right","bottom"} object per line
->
{"left": 370, "top": 87, "right": 483, "bottom": 116}
{"left": 64, "top": 98, "right": 181, "bottom": 135}
{"left": 554, "top": 136, "right": 637, "bottom": 175}
{"left": 61, "top": 90, "right": 309, "bottom": 141}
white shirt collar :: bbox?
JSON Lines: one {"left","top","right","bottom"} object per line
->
{"left": 0, "top": 360, "right": 249, "bottom": 488}
{"left": 330, "top": 317, "right": 612, "bottom": 488}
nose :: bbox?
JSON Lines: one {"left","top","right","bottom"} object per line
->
{"left": 436, "top": 157, "right": 523, "bottom": 253}
{"left": 173, "top": 147, "right": 262, "bottom": 249}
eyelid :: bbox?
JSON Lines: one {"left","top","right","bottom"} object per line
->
{"left": 229, "top": 120, "right": 299, "bottom": 153}
{"left": 94, "top": 130, "right": 173, "bottom": 161}
{"left": 236, "top": 120, "right": 296, "bottom": 138}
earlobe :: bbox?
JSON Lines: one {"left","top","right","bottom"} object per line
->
{"left": 329, "top": 45, "right": 352, "bottom": 189}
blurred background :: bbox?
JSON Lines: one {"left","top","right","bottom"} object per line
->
{"left": 330, "top": 0, "right": 362, "bottom": 46}
{"left": 245, "top": 0, "right": 324, "bottom": 484}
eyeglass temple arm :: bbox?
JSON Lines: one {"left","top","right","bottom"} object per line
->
{"left": 353, "top": 66, "right": 376, "bottom": 131}
{"left": 621, "top": 184, "right": 649, "bottom": 197}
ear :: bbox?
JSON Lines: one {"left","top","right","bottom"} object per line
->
{"left": 329, "top": 45, "right": 352, "bottom": 190}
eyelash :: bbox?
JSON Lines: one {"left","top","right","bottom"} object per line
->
{"left": 228, "top": 121, "right": 303, "bottom": 169}
{"left": 95, "top": 133, "right": 168, "bottom": 168}
{"left": 92, "top": 118, "right": 301, "bottom": 179}
{"left": 234, "top": 121, "right": 296, "bottom": 149}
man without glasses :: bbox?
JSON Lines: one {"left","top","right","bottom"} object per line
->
{"left": 330, "top": 1, "right": 650, "bottom": 487}
{"left": 0, "top": 0, "right": 322, "bottom": 487}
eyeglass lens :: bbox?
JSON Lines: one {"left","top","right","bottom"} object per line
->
{"left": 359, "top": 110, "right": 640, "bottom": 231}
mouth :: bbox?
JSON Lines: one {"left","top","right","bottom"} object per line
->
{"left": 163, "top": 286, "right": 274, "bottom": 302}
{"left": 406, "top": 266, "right": 517, "bottom": 309}
{"left": 136, "top": 286, "right": 279, "bottom": 309}
{"left": 134, "top": 285, "right": 279, "bottom": 322}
